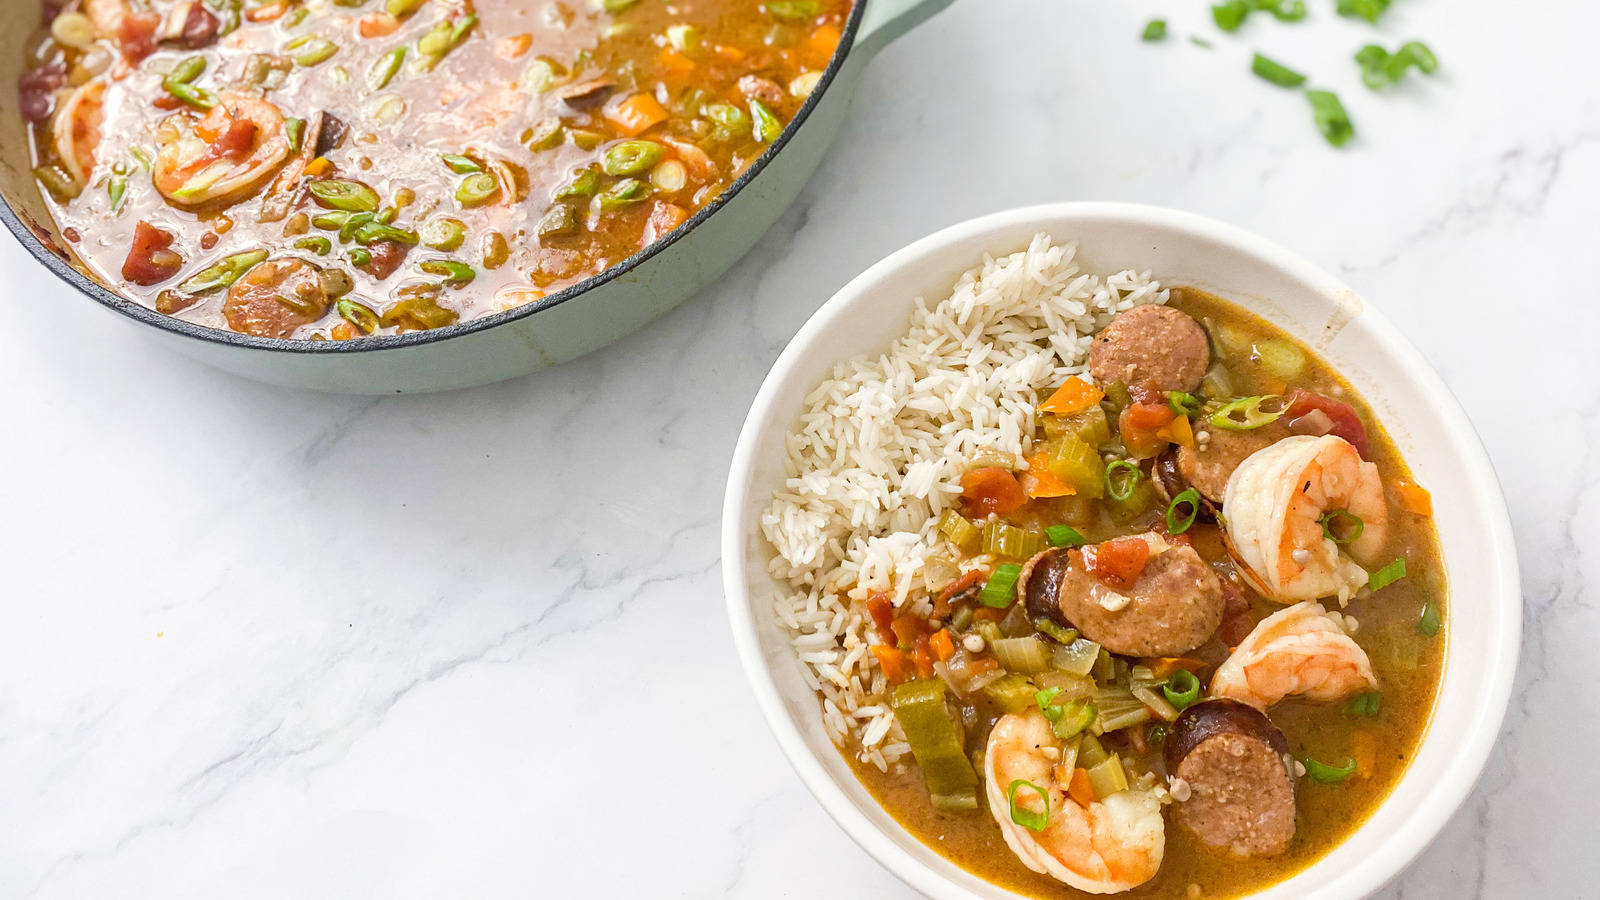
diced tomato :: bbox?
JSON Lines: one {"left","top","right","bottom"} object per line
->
{"left": 1285, "top": 389, "right": 1370, "bottom": 458}
{"left": 118, "top": 10, "right": 161, "bottom": 62}
{"left": 871, "top": 645, "right": 913, "bottom": 683}
{"left": 1119, "top": 401, "right": 1175, "bottom": 459}
{"left": 121, "top": 222, "right": 183, "bottom": 286}
{"left": 937, "top": 568, "right": 983, "bottom": 606}
{"left": 866, "top": 593, "right": 894, "bottom": 640}
{"left": 911, "top": 638, "right": 936, "bottom": 678}
{"left": 959, "top": 467, "right": 1027, "bottom": 517}
{"left": 890, "top": 613, "right": 931, "bottom": 649}
{"left": 1082, "top": 536, "right": 1151, "bottom": 589}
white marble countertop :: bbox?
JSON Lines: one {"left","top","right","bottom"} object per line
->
{"left": 3, "top": 0, "right": 1596, "bottom": 896}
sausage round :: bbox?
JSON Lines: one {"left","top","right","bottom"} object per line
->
{"left": 1054, "top": 538, "right": 1224, "bottom": 656}
{"left": 1019, "top": 547, "right": 1075, "bottom": 628}
{"left": 1165, "top": 700, "right": 1296, "bottom": 857}
{"left": 1089, "top": 305, "right": 1210, "bottom": 393}
{"left": 1177, "top": 420, "right": 1290, "bottom": 504}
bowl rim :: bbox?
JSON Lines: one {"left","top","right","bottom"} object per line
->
{"left": 720, "top": 201, "right": 1521, "bottom": 900}
{"left": 0, "top": 0, "right": 868, "bottom": 355}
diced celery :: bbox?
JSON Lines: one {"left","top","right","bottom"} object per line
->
{"left": 981, "top": 521, "right": 1043, "bottom": 560}
{"left": 890, "top": 680, "right": 978, "bottom": 809}
{"left": 1132, "top": 685, "right": 1180, "bottom": 722}
{"left": 1091, "top": 647, "right": 1116, "bottom": 683}
{"left": 1048, "top": 436, "right": 1106, "bottom": 499}
{"left": 982, "top": 674, "right": 1038, "bottom": 714}
{"left": 1034, "top": 671, "right": 1096, "bottom": 699}
{"left": 1059, "top": 406, "right": 1112, "bottom": 449}
{"left": 937, "top": 509, "right": 982, "bottom": 553}
{"left": 990, "top": 637, "right": 1052, "bottom": 674}
{"left": 1094, "top": 704, "right": 1152, "bottom": 734}
{"left": 1087, "top": 755, "right": 1129, "bottom": 799}
{"left": 975, "top": 620, "right": 1004, "bottom": 648}
{"left": 1034, "top": 618, "right": 1078, "bottom": 644}
{"left": 1050, "top": 700, "right": 1096, "bottom": 740}
{"left": 1077, "top": 732, "right": 1110, "bottom": 768}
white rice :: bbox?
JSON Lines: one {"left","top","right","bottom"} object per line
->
{"left": 762, "top": 233, "right": 1168, "bottom": 771}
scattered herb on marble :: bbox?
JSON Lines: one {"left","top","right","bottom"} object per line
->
{"left": 1355, "top": 41, "right": 1439, "bottom": 89}
{"left": 1252, "top": 52, "right": 1307, "bottom": 87}
{"left": 1308, "top": 89, "right": 1355, "bottom": 147}
{"left": 1337, "top": 0, "right": 1391, "bottom": 24}
{"left": 1142, "top": 19, "right": 1168, "bottom": 41}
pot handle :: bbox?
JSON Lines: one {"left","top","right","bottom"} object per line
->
{"left": 854, "top": 0, "right": 955, "bottom": 57}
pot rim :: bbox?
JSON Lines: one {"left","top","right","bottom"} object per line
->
{"left": 0, "top": 0, "right": 868, "bottom": 355}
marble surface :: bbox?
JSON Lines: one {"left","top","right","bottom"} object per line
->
{"left": 2, "top": 0, "right": 1596, "bottom": 897}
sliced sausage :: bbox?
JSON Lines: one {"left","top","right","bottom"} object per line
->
{"left": 223, "top": 258, "right": 332, "bottom": 338}
{"left": 737, "top": 75, "right": 785, "bottom": 107}
{"left": 1053, "top": 536, "right": 1224, "bottom": 657}
{"left": 1089, "top": 305, "right": 1210, "bottom": 393}
{"left": 554, "top": 78, "right": 616, "bottom": 111}
{"left": 1165, "top": 700, "right": 1296, "bottom": 857}
{"left": 1019, "top": 547, "right": 1074, "bottom": 628}
{"left": 1177, "top": 421, "right": 1290, "bottom": 504}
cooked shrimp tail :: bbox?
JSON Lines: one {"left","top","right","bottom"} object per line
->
{"left": 1210, "top": 601, "right": 1377, "bottom": 709}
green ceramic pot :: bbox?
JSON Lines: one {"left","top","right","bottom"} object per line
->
{"left": 0, "top": 0, "right": 952, "bottom": 393}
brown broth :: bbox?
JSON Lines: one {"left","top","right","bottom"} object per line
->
{"left": 844, "top": 287, "right": 1447, "bottom": 899}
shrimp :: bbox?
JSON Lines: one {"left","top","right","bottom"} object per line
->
{"left": 1222, "top": 434, "right": 1388, "bottom": 603}
{"left": 1210, "top": 601, "right": 1377, "bottom": 709}
{"left": 984, "top": 710, "right": 1164, "bottom": 894}
{"left": 154, "top": 93, "right": 291, "bottom": 207}
{"left": 52, "top": 78, "right": 107, "bottom": 186}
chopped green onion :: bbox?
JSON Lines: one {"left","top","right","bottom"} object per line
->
{"left": 441, "top": 153, "right": 483, "bottom": 174}
{"left": 1302, "top": 755, "right": 1357, "bottom": 784}
{"left": 1308, "top": 90, "right": 1355, "bottom": 148}
{"left": 978, "top": 563, "right": 1023, "bottom": 608}
{"left": 1168, "top": 391, "right": 1202, "bottom": 417}
{"left": 766, "top": 0, "right": 820, "bottom": 20}
{"left": 1320, "top": 509, "right": 1364, "bottom": 544}
{"left": 1336, "top": 0, "right": 1390, "bottom": 24}
{"left": 1035, "top": 687, "right": 1064, "bottom": 720}
{"left": 336, "top": 298, "right": 380, "bottom": 334}
{"left": 748, "top": 99, "right": 783, "bottom": 143}
{"left": 1007, "top": 779, "right": 1049, "bottom": 832}
{"left": 1141, "top": 19, "right": 1167, "bottom": 41}
{"left": 420, "top": 217, "right": 466, "bottom": 251}
{"left": 369, "top": 47, "right": 406, "bottom": 89}
{"left": 1190, "top": 36, "right": 1213, "bottom": 49}
{"left": 347, "top": 247, "right": 373, "bottom": 267}
{"left": 1258, "top": 0, "right": 1307, "bottom": 21}
{"left": 294, "top": 235, "right": 332, "bottom": 255}
{"left": 287, "top": 35, "right": 338, "bottom": 67}
{"left": 1162, "top": 669, "right": 1202, "bottom": 709}
{"left": 1166, "top": 488, "right": 1201, "bottom": 535}
{"left": 455, "top": 172, "right": 500, "bottom": 206}
{"left": 353, "top": 222, "right": 419, "bottom": 245}
{"left": 1209, "top": 395, "right": 1287, "bottom": 431}
{"left": 1034, "top": 619, "right": 1078, "bottom": 644}
{"left": 597, "top": 177, "right": 650, "bottom": 210}
{"left": 1212, "top": 0, "right": 1249, "bottom": 31}
{"left": 165, "top": 82, "right": 217, "bottom": 110}
{"left": 419, "top": 259, "right": 476, "bottom": 286}
{"left": 1044, "top": 524, "right": 1085, "bottom": 548}
{"left": 1417, "top": 599, "right": 1441, "bottom": 636}
{"left": 176, "top": 249, "right": 269, "bottom": 295}
{"left": 106, "top": 176, "right": 127, "bottom": 213}
{"left": 1367, "top": 557, "right": 1407, "bottom": 592}
{"left": 308, "top": 179, "right": 380, "bottom": 213}
{"left": 555, "top": 167, "right": 601, "bottom": 200}
{"left": 1051, "top": 699, "right": 1096, "bottom": 740}
{"left": 285, "top": 117, "right": 305, "bottom": 155}
{"left": 1104, "top": 459, "right": 1141, "bottom": 502}
{"left": 1343, "top": 691, "right": 1382, "bottom": 717}
{"left": 165, "top": 55, "right": 206, "bottom": 86}
{"left": 602, "top": 139, "right": 664, "bottom": 176}
{"left": 1252, "top": 53, "right": 1306, "bottom": 87}
{"left": 1356, "top": 41, "right": 1439, "bottom": 90}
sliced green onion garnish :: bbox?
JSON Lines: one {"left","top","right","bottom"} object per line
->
{"left": 748, "top": 99, "right": 782, "bottom": 143}
{"left": 1104, "top": 460, "right": 1141, "bottom": 502}
{"left": 1167, "top": 391, "right": 1202, "bottom": 417}
{"left": 1319, "top": 509, "right": 1364, "bottom": 545}
{"left": 1343, "top": 691, "right": 1381, "bottom": 717}
{"left": 1035, "top": 687, "right": 1064, "bottom": 721}
{"left": 1044, "top": 524, "right": 1085, "bottom": 548}
{"left": 294, "top": 235, "right": 332, "bottom": 255}
{"left": 1252, "top": 53, "right": 1307, "bottom": 87}
{"left": 1209, "top": 395, "right": 1287, "bottom": 431}
{"left": 1308, "top": 90, "right": 1355, "bottom": 148}
{"left": 285, "top": 117, "right": 305, "bottom": 155}
{"left": 165, "top": 55, "right": 206, "bottom": 86}
{"left": 978, "top": 563, "right": 1023, "bottom": 608}
{"left": 353, "top": 222, "right": 419, "bottom": 245}
{"left": 175, "top": 249, "right": 268, "bottom": 295}
{"left": 1050, "top": 700, "right": 1096, "bottom": 740}
{"left": 165, "top": 82, "right": 217, "bottom": 110}
{"left": 455, "top": 172, "right": 500, "bottom": 206}
{"left": 1261, "top": 0, "right": 1307, "bottom": 21}
{"left": 1417, "top": 599, "right": 1441, "bottom": 636}
{"left": 441, "top": 153, "right": 483, "bottom": 174}
{"left": 1356, "top": 41, "right": 1439, "bottom": 90}
{"left": 1162, "top": 669, "right": 1201, "bottom": 710}
{"left": 601, "top": 139, "right": 664, "bottom": 177}
{"left": 370, "top": 46, "right": 406, "bottom": 89}
{"left": 336, "top": 298, "right": 380, "bottom": 334}
{"left": 1141, "top": 19, "right": 1167, "bottom": 41}
{"left": 1007, "top": 779, "right": 1050, "bottom": 832}
{"left": 347, "top": 247, "right": 373, "bottom": 267}
{"left": 1166, "top": 488, "right": 1201, "bottom": 535}
{"left": 1367, "top": 557, "right": 1407, "bottom": 592}
{"left": 1302, "top": 755, "right": 1357, "bottom": 784}
{"left": 106, "top": 176, "right": 127, "bottom": 213}
{"left": 308, "top": 179, "right": 380, "bottom": 213}
{"left": 419, "top": 259, "right": 476, "bottom": 285}
{"left": 1190, "top": 36, "right": 1213, "bottom": 49}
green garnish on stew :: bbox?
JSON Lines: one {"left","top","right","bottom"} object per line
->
{"left": 1162, "top": 669, "right": 1201, "bottom": 709}
{"left": 1319, "top": 510, "right": 1364, "bottom": 544}
{"left": 1367, "top": 557, "right": 1407, "bottom": 592}
{"left": 1343, "top": 691, "right": 1382, "bottom": 717}
{"left": 1417, "top": 599, "right": 1441, "bottom": 636}
{"left": 978, "top": 563, "right": 1023, "bottom": 608}
{"left": 1045, "top": 524, "right": 1085, "bottom": 548}
{"left": 1007, "top": 779, "right": 1050, "bottom": 832}
{"left": 1355, "top": 41, "right": 1439, "bottom": 90}
{"left": 1302, "top": 755, "right": 1358, "bottom": 784}
{"left": 1166, "top": 489, "right": 1201, "bottom": 535}
{"left": 1104, "top": 459, "right": 1141, "bottom": 501}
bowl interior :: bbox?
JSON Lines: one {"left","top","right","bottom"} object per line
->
{"left": 724, "top": 203, "right": 1519, "bottom": 900}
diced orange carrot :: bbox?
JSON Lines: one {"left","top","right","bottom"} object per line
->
{"left": 657, "top": 48, "right": 696, "bottom": 80}
{"left": 930, "top": 629, "right": 956, "bottom": 662}
{"left": 498, "top": 33, "right": 534, "bottom": 58}
{"left": 244, "top": 0, "right": 290, "bottom": 22}
{"left": 1140, "top": 657, "right": 1207, "bottom": 680}
{"left": 801, "top": 23, "right": 842, "bottom": 68}
{"left": 359, "top": 12, "right": 400, "bottom": 37}
{"left": 912, "top": 639, "right": 936, "bottom": 678}
{"left": 1067, "top": 768, "right": 1096, "bottom": 807}
{"left": 605, "top": 93, "right": 669, "bottom": 136}
{"left": 1022, "top": 453, "right": 1076, "bottom": 499}
{"left": 1393, "top": 478, "right": 1433, "bottom": 516}
{"left": 330, "top": 322, "right": 357, "bottom": 341}
{"left": 966, "top": 654, "right": 1001, "bottom": 674}
{"left": 304, "top": 157, "right": 334, "bottom": 177}
{"left": 1038, "top": 377, "right": 1105, "bottom": 416}
{"left": 646, "top": 201, "right": 689, "bottom": 241}
{"left": 712, "top": 43, "right": 746, "bottom": 63}
{"left": 871, "top": 645, "right": 913, "bottom": 683}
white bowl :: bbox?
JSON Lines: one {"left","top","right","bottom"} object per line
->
{"left": 722, "top": 203, "right": 1520, "bottom": 899}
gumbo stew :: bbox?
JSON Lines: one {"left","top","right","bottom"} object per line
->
{"left": 17, "top": 0, "right": 850, "bottom": 338}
